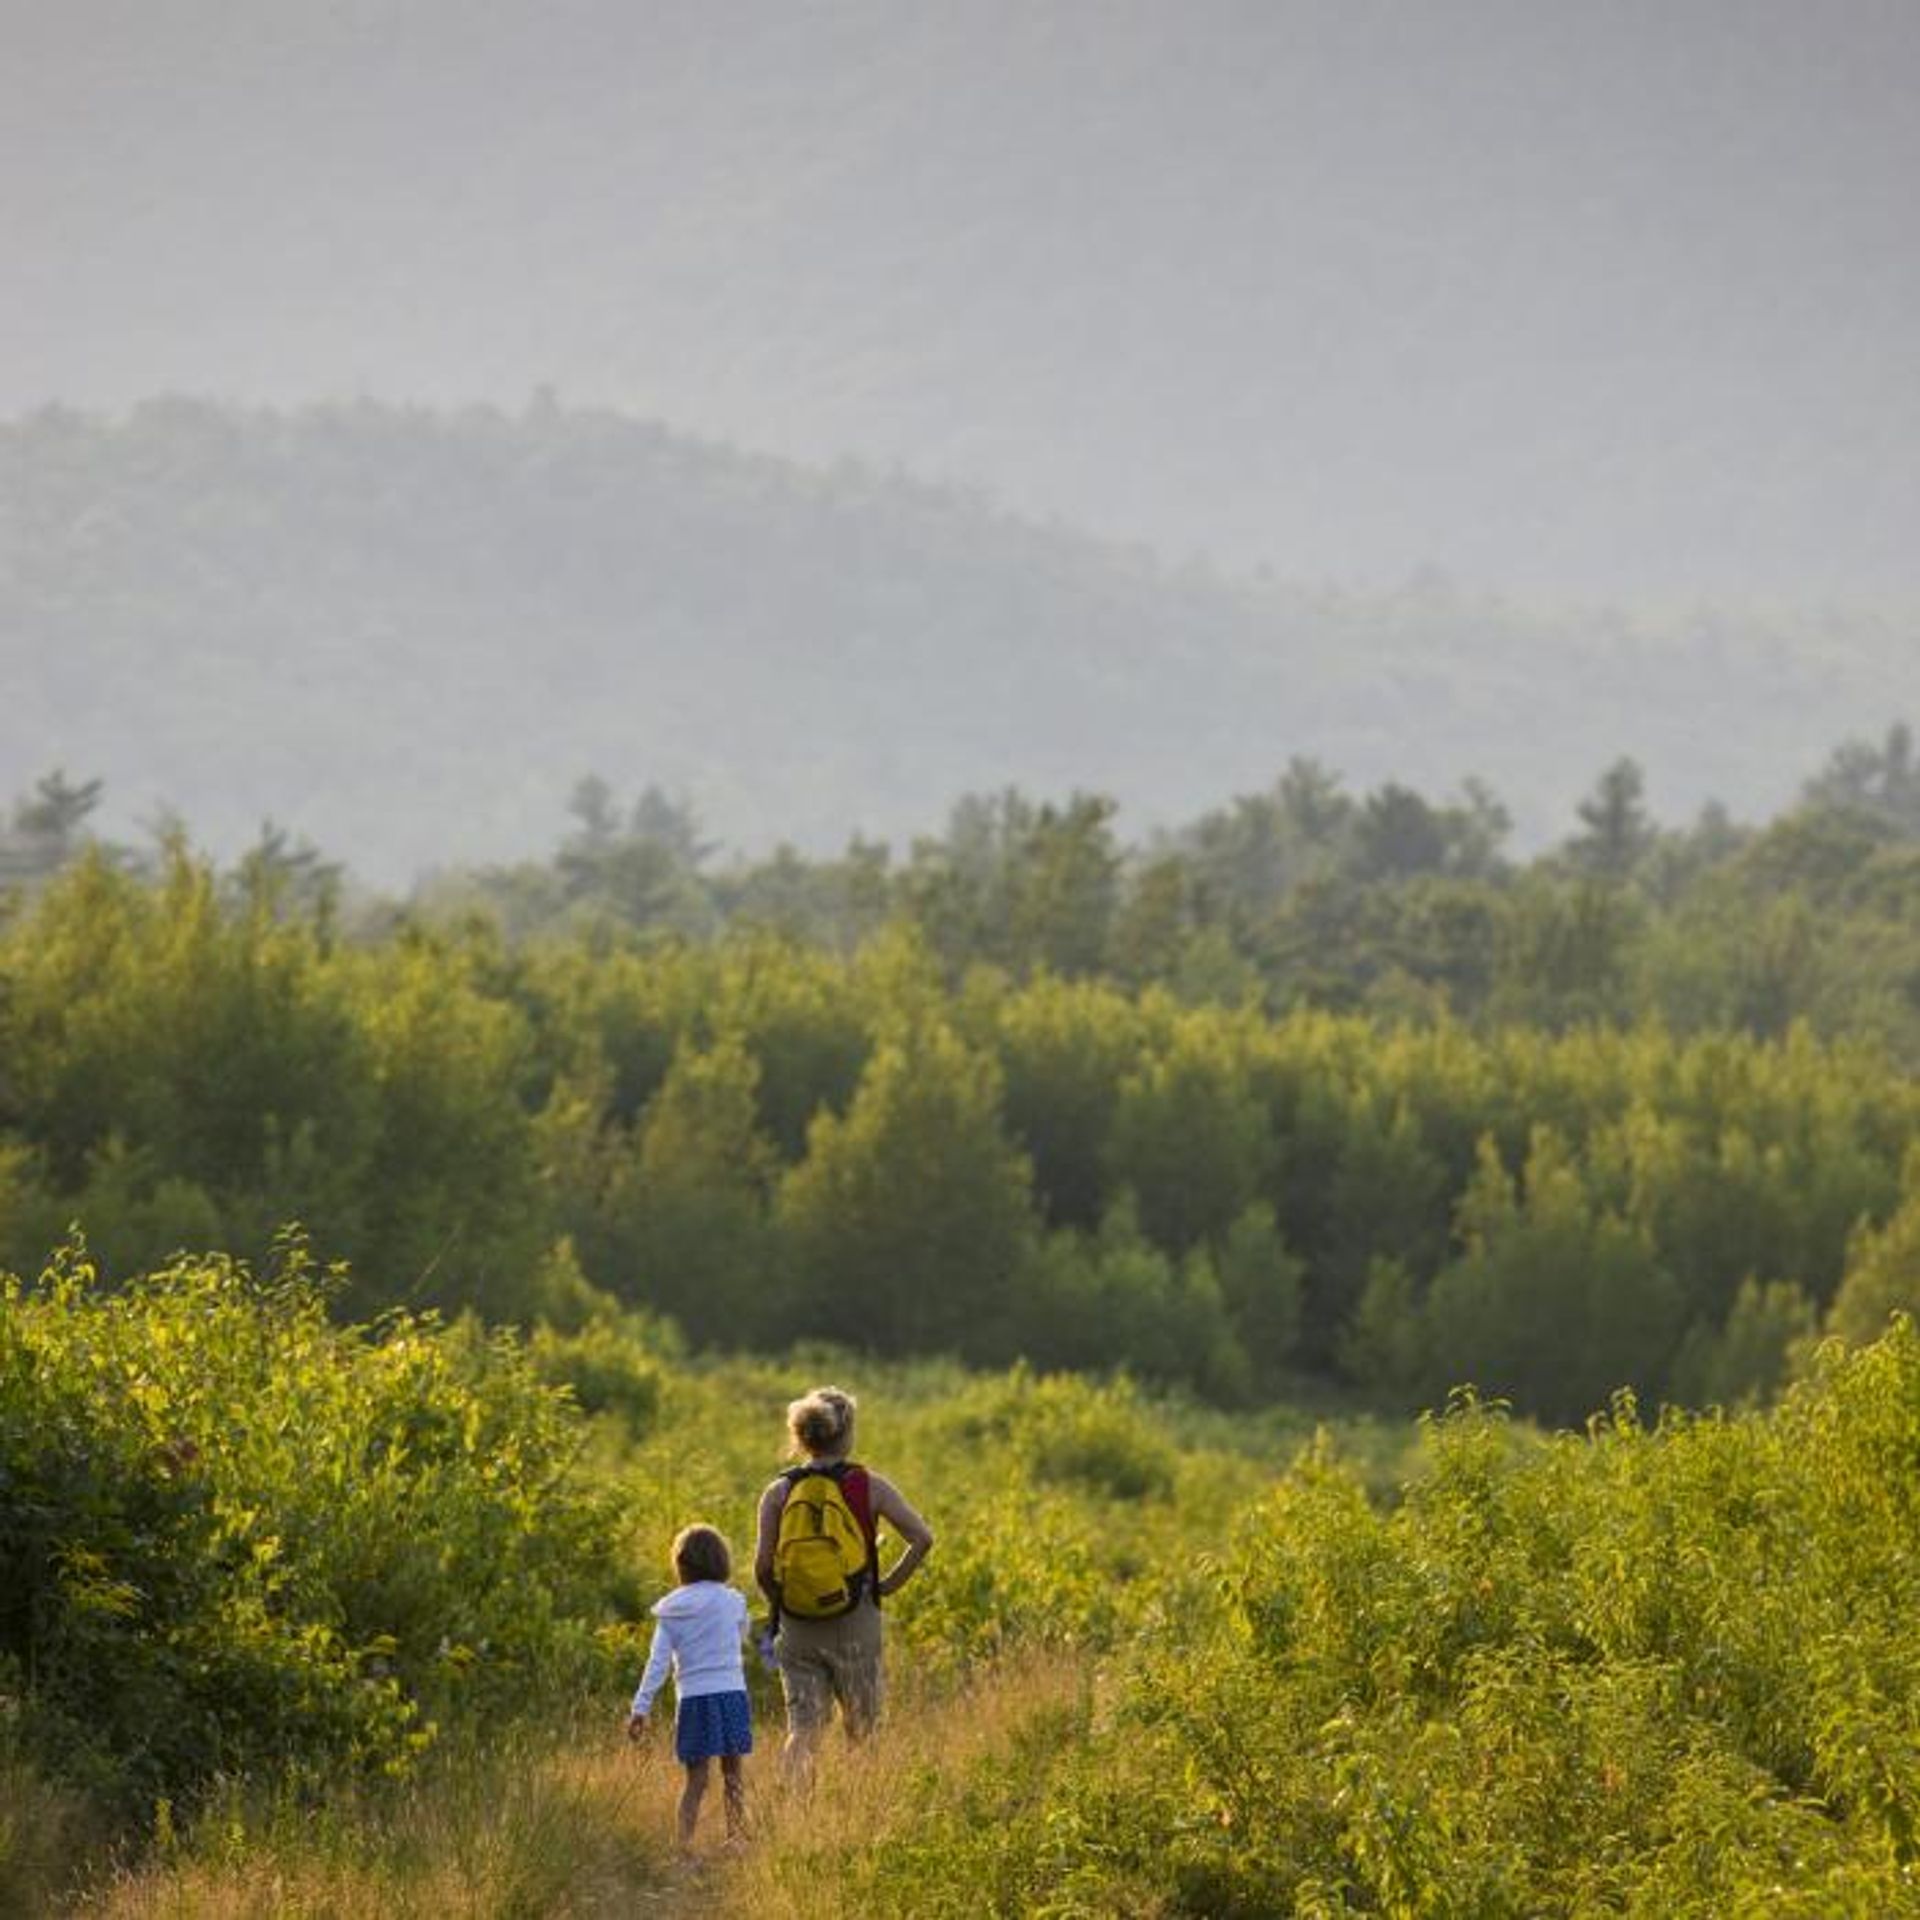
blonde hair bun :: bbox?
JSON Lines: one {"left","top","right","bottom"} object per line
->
{"left": 787, "top": 1384, "right": 857, "bottom": 1457}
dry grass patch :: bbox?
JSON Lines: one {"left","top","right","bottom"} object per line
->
{"left": 697, "top": 1648, "right": 1098, "bottom": 1919}
{"left": 62, "top": 1656, "right": 1098, "bottom": 1919}
{"left": 73, "top": 1726, "right": 677, "bottom": 1920}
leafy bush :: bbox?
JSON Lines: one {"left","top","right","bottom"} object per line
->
{"left": 954, "top": 1325, "right": 1920, "bottom": 1912}
{"left": 931, "top": 1368, "right": 1175, "bottom": 1502}
{"left": 525, "top": 1315, "right": 665, "bottom": 1429}
{"left": 0, "top": 1239, "right": 624, "bottom": 1810}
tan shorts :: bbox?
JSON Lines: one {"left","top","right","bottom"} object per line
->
{"left": 775, "top": 1599, "right": 883, "bottom": 1737}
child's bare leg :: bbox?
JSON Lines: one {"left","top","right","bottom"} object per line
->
{"left": 678, "top": 1758, "right": 710, "bottom": 1850}
{"left": 721, "top": 1754, "right": 746, "bottom": 1838}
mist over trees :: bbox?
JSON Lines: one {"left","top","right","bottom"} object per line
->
{"left": 3, "top": 402, "right": 1911, "bottom": 887}
{"left": 11, "top": 5, "right": 1919, "bottom": 605}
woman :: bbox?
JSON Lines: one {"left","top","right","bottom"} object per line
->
{"left": 753, "top": 1383, "right": 933, "bottom": 1765}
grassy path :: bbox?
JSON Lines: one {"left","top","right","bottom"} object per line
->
{"left": 70, "top": 1654, "right": 1092, "bottom": 1919}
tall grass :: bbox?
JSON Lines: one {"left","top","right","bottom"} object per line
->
{"left": 71, "top": 1656, "right": 1095, "bottom": 1919}
{"left": 75, "top": 1718, "right": 671, "bottom": 1918}
{"left": 703, "top": 1649, "right": 1096, "bottom": 1919}
{"left": 1, "top": 1752, "right": 107, "bottom": 1917}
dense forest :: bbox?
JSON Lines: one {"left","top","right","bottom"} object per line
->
{"left": 3, "top": 402, "right": 1911, "bottom": 884}
{"left": 4, "top": 722, "right": 1919, "bottom": 1422}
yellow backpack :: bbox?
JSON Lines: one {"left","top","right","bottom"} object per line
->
{"left": 773, "top": 1462, "right": 875, "bottom": 1619}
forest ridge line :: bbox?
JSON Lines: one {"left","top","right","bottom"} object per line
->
{"left": 2, "top": 398, "right": 1912, "bottom": 884}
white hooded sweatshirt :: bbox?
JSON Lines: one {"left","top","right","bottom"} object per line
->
{"left": 630, "top": 1581, "right": 750, "bottom": 1715}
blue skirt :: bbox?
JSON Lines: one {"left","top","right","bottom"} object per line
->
{"left": 676, "top": 1689, "right": 753, "bottom": 1764}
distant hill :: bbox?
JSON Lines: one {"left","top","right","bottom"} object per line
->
{"left": 10, "top": 5, "right": 1920, "bottom": 601}
{"left": 1, "top": 399, "right": 1910, "bottom": 886}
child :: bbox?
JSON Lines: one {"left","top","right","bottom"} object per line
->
{"left": 626, "top": 1522, "right": 753, "bottom": 1852}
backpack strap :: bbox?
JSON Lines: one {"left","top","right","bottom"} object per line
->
{"left": 840, "top": 1463, "right": 880, "bottom": 1609}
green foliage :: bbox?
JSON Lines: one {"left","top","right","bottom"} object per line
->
{"left": 525, "top": 1316, "right": 665, "bottom": 1430}
{"left": 0, "top": 852, "right": 549, "bottom": 1316}
{"left": 1339, "top": 1256, "right": 1428, "bottom": 1394}
{"left": 776, "top": 1020, "right": 1034, "bottom": 1358}
{"left": 26, "top": 1244, "right": 1920, "bottom": 1911}
{"left": 593, "top": 1032, "right": 783, "bottom": 1343}
{"left": 1107, "top": 1006, "right": 1277, "bottom": 1253}
{"left": 1295, "top": 1084, "right": 1450, "bottom": 1360}
{"left": 341, "top": 934, "right": 550, "bottom": 1316}
{"left": 1004, "top": 793, "right": 1123, "bottom": 978}
{"left": 0, "top": 851, "right": 375, "bottom": 1269}
{"left": 993, "top": 972, "right": 1143, "bottom": 1231}
{"left": 6, "top": 816, "right": 1920, "bottom": 1415}
{"left": 933, "top": 1368, "right": 1177, "bottom": 1502}
{"left": 1827, "top": 1152, "right": 1920, "bottom": 1349}
{"left": 1425, "top": 1129, "right": 1683, "bottom": 1425}
{"left": 0, "top": 1241, "right": 622, "bottom": 1810}
{"left": 1669, "top": 1276, "right": 1818, "bottom": 1408}
{"left": 896, "top": 791, "right": 1120, "bottom": 981}
{"left": 547, "top": 777, "right": 718, "bottom": 938}
{"left": 1014, "top": 1200, "right": 1248, "bottom": 1398}
{"left": 1216, "top": 1201, "right": 1306, "bottom": 1388}
{"left": 937, "top": 1325, "right": 1920, "bottom": 1912}
{"left": 1489, "top": 876, "right": 1645, "bottom": 1027}
{"left": 711, "top": 934, "right": 875, "bottom": 1157}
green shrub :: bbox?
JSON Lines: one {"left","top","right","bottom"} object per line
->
{"left": 0, "top": 1239, "right": 624, "bottom": 1811}
{"left": 932, "top": 1367, "right": 1175, "bottom": 1502}
{"left": 525, "top": 1315, "right": 664, "bottom": 1430}
{"left": 938, "top": 1323, "right": 1920, "bottom": 1912}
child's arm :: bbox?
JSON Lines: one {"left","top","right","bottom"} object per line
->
{"left": 625, "top": 1619, "right": 675, "bottom": 1736}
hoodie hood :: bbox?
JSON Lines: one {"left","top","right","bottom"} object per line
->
{"left": 652, "top": 1581, "right": 728, "bottom": 1620}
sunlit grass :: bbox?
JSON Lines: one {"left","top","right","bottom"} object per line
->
{"left": 697, "top": 1648, "right": 1096, "bottom": 1919}
{"left": 76, "top": 1719, "right": 671, "bottom": 1919}
{"left": 74, "top": 1655, "right": 1095, "bottom": 1919}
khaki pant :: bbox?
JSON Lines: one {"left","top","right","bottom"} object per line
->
{"left": 775, "top": 1598, "right": 883, "bottom": 1738}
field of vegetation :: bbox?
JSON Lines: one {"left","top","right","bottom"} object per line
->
{"left": 4, "top": 736, "right": 1920, "bottom": 1911}
{"left": 9, "top": 1254, "right": 1920, "bottom": 1913}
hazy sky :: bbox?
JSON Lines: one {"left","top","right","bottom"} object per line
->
{"left": 6, "top": 0, "right": 1918, "bottom": 599}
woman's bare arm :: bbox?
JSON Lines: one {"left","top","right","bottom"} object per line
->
{"left": 753, "top": 1479, "right": 787, "bottom": 1608}
{"left": 867, "top": 1471, "right": 934, "bottom": 1598}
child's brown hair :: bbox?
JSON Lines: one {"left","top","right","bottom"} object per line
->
{"left": 672, "top": 1522, "right": 732, "bottom": 1585}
